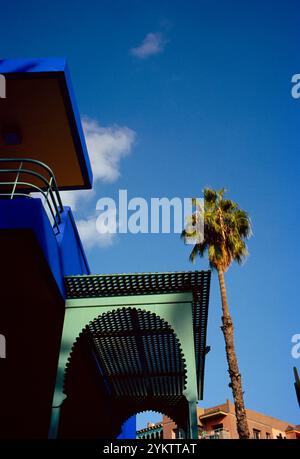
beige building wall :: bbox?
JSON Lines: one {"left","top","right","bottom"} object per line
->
{"left": 161, "top": 400, "right": 300, "bottom": 440}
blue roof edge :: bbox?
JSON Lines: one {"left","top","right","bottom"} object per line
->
{"left": 0, "top": 57, "right": 93, "bottom": 190}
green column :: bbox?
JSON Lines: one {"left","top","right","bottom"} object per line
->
{"left": 187, "top": 401, "right": 199, "bottom": 439}
{"left": 48, "top": 406, "right": 62, "bottom": 439}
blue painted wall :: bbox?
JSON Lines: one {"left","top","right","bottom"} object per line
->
{"left": 118, "top": 415, "right": 137, "bottom": 440}
{"left": 0, "top": 198, "right": 89, "bottom": 296}
{"left": 56, "top": 206, "right": 90, "bottom": 276}
{"left": 0, "top": 198, "right": 64, "bottom": 294}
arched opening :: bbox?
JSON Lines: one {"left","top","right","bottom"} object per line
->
{"left": 126, "top": 409, "right": 181, "bottom": 440}
{"left": 58, "top": 307, "right": 189, "bottom": 438}
{"left": 134, "top": 410, "right": 163, "bottom": 439}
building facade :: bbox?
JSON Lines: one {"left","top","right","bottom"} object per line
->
{"left": 138, "top": 400, "right": 300, "bottom": 440}
{"left": 136, "top": 422, "right": 163, "bottom": 440}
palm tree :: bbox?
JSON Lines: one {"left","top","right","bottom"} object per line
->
{"left": 182, "top": 187, "right": 251, "bottom": 439}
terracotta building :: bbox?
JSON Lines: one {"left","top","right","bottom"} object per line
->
{"left": 137, "top": 400, "right": 300, "bottom": 440}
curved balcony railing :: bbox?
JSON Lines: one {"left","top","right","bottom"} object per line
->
{"left": 201, "top": 428, "right": 230, "bottom": 439}
{"left": 0, "top": 158, "right": 64, "bottom": 234}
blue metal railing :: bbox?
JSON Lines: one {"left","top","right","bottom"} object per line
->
{"left": 0, "top": 158, "right": 64, "bottom": 234}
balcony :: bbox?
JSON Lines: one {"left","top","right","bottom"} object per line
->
{"left": 0, "top": 158, "right": 63, "bottom": 234}
{"left": 201, "top": 428, "right": 230, "bottom": 439}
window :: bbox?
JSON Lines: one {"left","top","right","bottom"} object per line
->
{"left": 253, "top": 429, "right": 261, "bottom": 439}
{"left": 212, "top": 423, "right": 223, "bottom": 430}
{"left": 174, "top": 428, "right": 185, "bottom": 439}
{"left": 266, "top": 432, "right": 271, "bottom": 439}
{"left": 211, "top": 423, "right": 224, "bottom": 439}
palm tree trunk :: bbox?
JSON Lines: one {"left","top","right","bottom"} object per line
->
{"left": 217, "top": 268, "right": 250, "bottom": 439}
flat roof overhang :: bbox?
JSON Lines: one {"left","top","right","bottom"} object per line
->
{"left": 0, "top": 58, "right": 92, "bottom": 190}
{"left": 199, "top": 410, "right": 228, "bottom": 420}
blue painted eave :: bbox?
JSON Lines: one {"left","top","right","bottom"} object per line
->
{"left": 0, "top": 57, "right": 93, "bottom": 190}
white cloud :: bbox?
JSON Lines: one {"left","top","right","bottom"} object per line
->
{"left": 82, "top": 119, "right": 135, "bottom": 182}
{"left": 130, "top": 32, "right": 167, "bottom": 59}
{"left": 76, "top": 212, "right": 117, "bottom": 249}
{"left": 61, "top": 119, "right": 135, "bottom": 210}
{"left": 60, "top": 188, "right": 95, "bottom": 209}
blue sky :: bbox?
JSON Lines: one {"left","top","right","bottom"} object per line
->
{"left": 1, "top": 0, "right": 300, "bottom": 430}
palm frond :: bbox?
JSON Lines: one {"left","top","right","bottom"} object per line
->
{"left": 189, "top": 244, "right": 199, "bottom": 263}
{"left": 182, "top": 188, "right": 252, "bottom": 271}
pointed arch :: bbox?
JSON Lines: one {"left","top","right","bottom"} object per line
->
{"left": 59, "top": 307, "right": 189, "bottom": 438}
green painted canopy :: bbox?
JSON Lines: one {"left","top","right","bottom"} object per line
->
{"left": 65, "top": 270, "right": 211, "bottom": 399}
